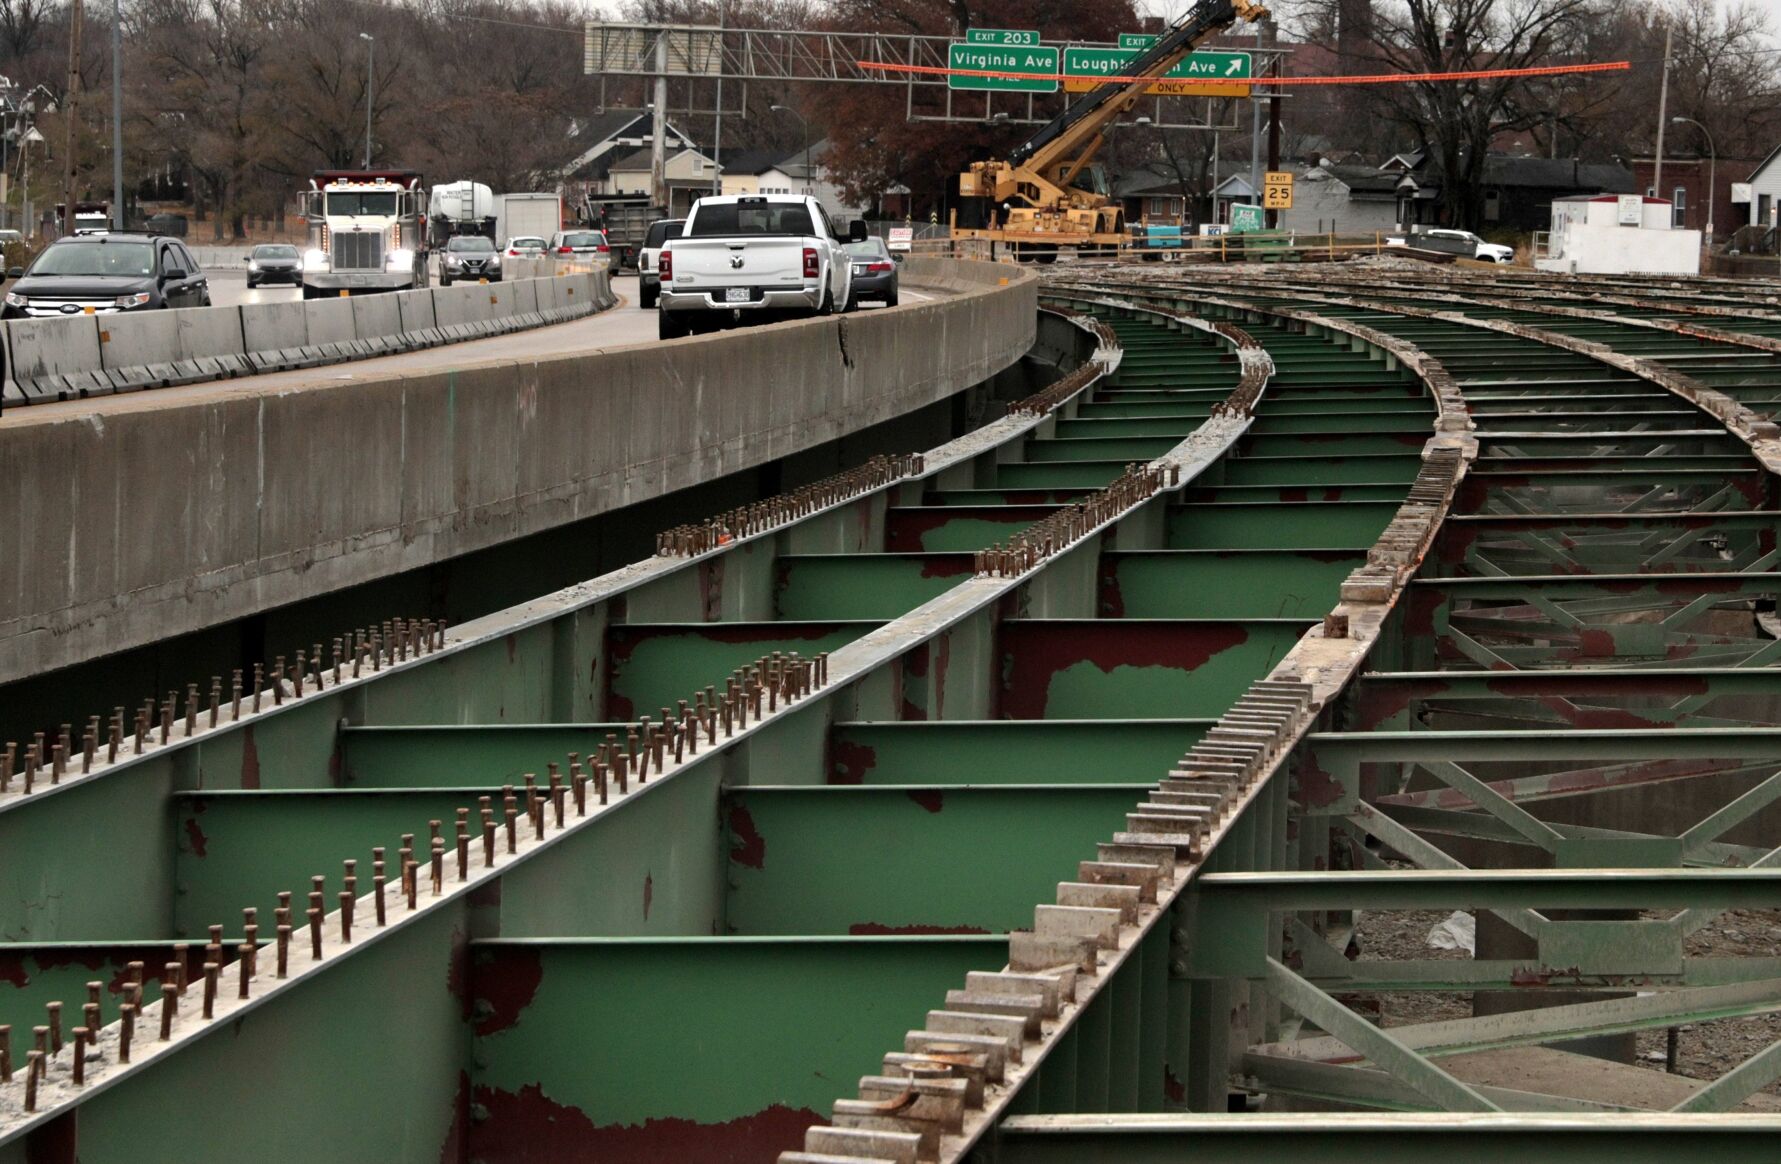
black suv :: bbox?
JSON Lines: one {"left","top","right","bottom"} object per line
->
{"left": 3, "top": 234, "right": 210, "bottom": 318}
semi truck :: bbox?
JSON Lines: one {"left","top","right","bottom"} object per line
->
{"left": 494, "top": 192, "right": 562, "bottom": 245}
{"left": 428, "top": 181, "right": 497, "bottom": 246}
{"left": 299, "top": 170, "right": 429, "bottom": 298}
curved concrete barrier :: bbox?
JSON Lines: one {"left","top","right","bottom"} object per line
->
{"left": 0, "top": 258, "right": 1037, "bottom": 681}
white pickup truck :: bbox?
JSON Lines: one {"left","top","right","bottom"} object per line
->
{"left": 657, "top": 194, "right": 866, "bottom": 339}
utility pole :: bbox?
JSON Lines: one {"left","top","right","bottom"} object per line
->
{"left": 1653, "top": 23, "right": 1672, "bottom": 200}
{"left": 360, "top": 34, "right": 374, "bottom": 168}
{"left": 651, "top": 32, "right": 668, "bottom": 212}
{"left": 110, "top": 0, "right": 121, "bottom": 229}
{"left": 1264, "top": 22, "right": 1280, "bottom": 228}
{"left": 711, "top": 2, "right": 723, "bottom": 195}
{"left": 61, "top": 0, "right": 83, "bottom": 238}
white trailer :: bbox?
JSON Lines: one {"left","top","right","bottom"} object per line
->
{"left": 496, "top": 193, "right": 562, "bottom": 246}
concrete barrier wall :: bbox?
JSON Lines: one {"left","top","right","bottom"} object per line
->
{"left": 9, "top": 315, "right": 102, "bottom": 382}
{"left": 176, "top": 305, "right": 248, "bottom": 359}
{"left": 240, "top": 300, "right": 308, "bottom": 352}
{"left": 0, "top": 258, "right": 1037, "bottom": 681}
{"left": 4, "top": 272, "right": 599, "bottom": 405}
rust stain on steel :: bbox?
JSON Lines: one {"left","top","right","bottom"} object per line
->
{"left": 183, "top": 815, "right": 209, "bottom": 859}
{"left": 917, "top": 554, "right": 977, "bottom": 580}
{"left": 437, "top": 1070, "right": 471, "bottom": 1164}
{"left": 473, "top": 945, "right": 545, "bottom": 1037}
{"left": 1352, "top": 681, "right": 1439, "bottom": 732}
{"left": 1163, "top": 1067, "right": 1186, "bottom": 1103}
{"left": 727, "top": 803, "right": 767, "bottom": 869}
{"left": 472, "top": 1085, "right": 820, "bottom": 1164}
{"left": 935, "top": 632, "right": 951, "bottom": 720}
{"left": 848, "top": 922, "right": 990, "bottom": 936}
{"left": 1096, "top": 559, "right": 1126, "bottom": 619}
{"left": 999, "top": 622, "right": 1251, "bottom": 719}
{"left": 907, "top": 790, "right": 944, "bottom": 814}
{"left": 643, "top": 873, "right": 653, "bottom": 922}
{"left": 1296, "top": 751, "right": 1343, "bottom": 809}
{"left": 506, "top": 634, "right": 517, "bottom": 664}
{"left": 0, "top": 955, "right": 29, "bottom": 989}
{"left": 699, "top": 554, "right": 725, "bottom": 622}
{"left": 239, "top": 726, "right": 261, "bottom": 790}
{"left": 828, "top": 739, "right": 877, "bottom": 785}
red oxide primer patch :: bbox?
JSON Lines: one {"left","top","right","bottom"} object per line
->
{"left": 183, "top": 816, "right": 209, "bottom": 858}
{"left": 906, "top": 789, "right": 944, "bottom": 813}
{"left": 848, "top": 922, "right": 990, "bottom": 936}
{"left": 472, "top": 1085, "right": 819, "bottom": 1164}
{"left": 727, "top": 803, "right": 766, "bottom": 869}
{"left": 828, "top": 740, "right": 877, "bottom": 785}
{"left": 474, "top": 945, "right": 545, "bottom": 1037}
{"left": 239, "top": 727, "right": 261, "bottom": 790}
{"left": 1001, "top": 622, "right": 1250, "bottom": 719}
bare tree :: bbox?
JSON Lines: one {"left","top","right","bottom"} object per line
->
{"left": 1293, "top": 0, "right": 1605, "bottom": 227}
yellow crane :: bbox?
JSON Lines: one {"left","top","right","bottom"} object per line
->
{"left": 956, "top": 0, "right": 1268, "bottom": 259}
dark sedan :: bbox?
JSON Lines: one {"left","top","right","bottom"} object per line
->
{"left": 2, "top": 234, "right": 210, "bottom": 319}
{"left": 246, "top": 243, "right": 302, "bottom": 287}
{"left": 843, "top": 238, "right": 898, "bottom": 308}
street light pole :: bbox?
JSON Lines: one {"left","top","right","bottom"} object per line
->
{"left": 1672, "top": 115, "right": 1717, "bottom": 243}
{"left": 110, "top": 0, "right": 121, "bottom": 229}
{"left": 359, "top": 33, "right": 374, "bottom": 168}
{"left": 770, "top": 104, "right": 808, "bottom": 196}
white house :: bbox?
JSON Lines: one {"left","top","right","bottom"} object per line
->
{"left": 604, "top": 146, "right": 721, "bottom": 218}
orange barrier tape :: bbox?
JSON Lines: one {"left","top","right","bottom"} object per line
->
{"left": 857, "top": 59, "right": 1629, "bottom": 86}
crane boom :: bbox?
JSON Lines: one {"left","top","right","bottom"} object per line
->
{"left": 955, "top": 0, "right": 1267, "bottom": 256}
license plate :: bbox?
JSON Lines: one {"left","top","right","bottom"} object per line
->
{"left": 851, "top": 264, "right": 865, "bottom": 275}
{"left": 725, "top": 287, "right": 749, "bottom": 303}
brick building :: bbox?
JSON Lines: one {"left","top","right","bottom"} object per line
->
{"left": 1630, "top": 156, "right": 1762, "bottom": 244}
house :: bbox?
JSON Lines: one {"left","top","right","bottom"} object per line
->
{"left": 558, "top": 108, "right": 701, "bottom": 207}
{"left": 1387, "top": 153, "right": 1635, "bottom": 233}
{"left": 722, "top": 139, "right": 867, "bottom": 219}
{"left": 602, "top": 145, "right": 720, "bottom": 218}
{"left": 1628, "top": 155, "right": 1760, "bottom": 244}
{"left": 1277, "top": 161, "right": 1399, "bottom": 235}
{"left": 1114, "top": 164, "right": 1189, "bottom": 225}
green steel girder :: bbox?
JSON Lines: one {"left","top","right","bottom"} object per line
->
{"left": 997, "top": 619, "right": 1316, "bottom": 719}
{"left": 774, "top": 555, "right": 974, "bottom": 619}
{"left": 987, "top": 1113, "right": 1781, "bottom": 1162}
{"left": 1196, "top": 868, "right": 1781, "bottom": 911}
{"left": 1220, "top": 453, "right": 1426, "bottom": 486}
{"left": 1099, "top": 551, "right": 1368, "bottom": 619}
{"left": 338, "top": 724, "right": 634, "bottom": 787}
{"left": 722, "top": 785, "right": 1149, "bottom": 935}
{"left": 605, "top": 622, "right": 875, "bottom": 719}
{"left": 825, "top": 720, "right": 1211, "bottom": 785}
{"left": 1352, "top": 668, "right": 1781, "bottom": 733}
{"left": 467, "top": 937, "right": 1003, "bottom": 1160}
{"left": 1164, "top": 502, "right": 1401, "bottom": 550}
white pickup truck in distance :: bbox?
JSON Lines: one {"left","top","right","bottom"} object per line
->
{"left": 657, "top": 194, "right": 867, "bottom": 340}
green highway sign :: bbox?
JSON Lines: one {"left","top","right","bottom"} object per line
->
{"left": 967, "top": 28, "right": 1043, "bottom": 45}
{"left": 948, "top": 42, "right": 1060, "bottom": 92}
{"left": 1062, "top": 44, "right": 1252, "bottom": 95}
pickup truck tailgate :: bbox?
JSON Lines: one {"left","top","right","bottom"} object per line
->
{"left": 667, "top": 238, "right": 809, "bottom": 286}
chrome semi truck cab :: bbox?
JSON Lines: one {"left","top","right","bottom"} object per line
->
{"left": 300, "top": 170, "right": 429, "bottom": 297}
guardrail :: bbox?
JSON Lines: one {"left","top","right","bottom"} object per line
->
{"left": 0, "top": 270, "right": 618, "bottom": 409}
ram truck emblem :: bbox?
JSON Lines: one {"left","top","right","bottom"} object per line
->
{"left": 729, "top": 255, "right": 744, "bottom": 269}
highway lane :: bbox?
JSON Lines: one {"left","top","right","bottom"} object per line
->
{"left": 9, "top": 273, "right": 944, "bottom": 420}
